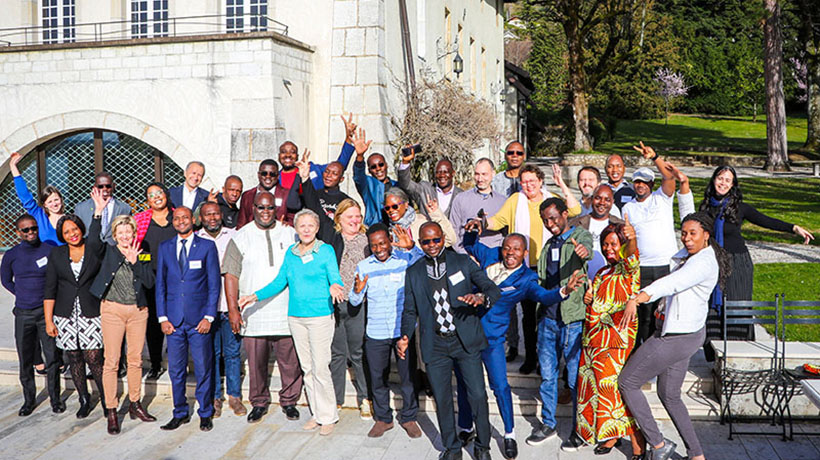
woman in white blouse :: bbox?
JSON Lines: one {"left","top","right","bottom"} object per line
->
{"left": 617, "top": 212, "right": 731, "bottom": 460}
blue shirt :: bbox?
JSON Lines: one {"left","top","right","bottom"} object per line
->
{"left": 14, "top": 176, "right": 62, "bottom": 246}
{"left": 255, "top": 240, "right": 342, "bottom": 318}
{"left": 1, "top": 240, "right": 55, "bottom": 309}
{"left": 348, "top": 247, "right": 423, "bottom": 340}
{"left": 352, "top": 159, "right": 397, "bottom": 227}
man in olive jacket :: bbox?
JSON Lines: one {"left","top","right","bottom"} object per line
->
{"left": 526, "top": 197, "right": 593, "bottom": 451}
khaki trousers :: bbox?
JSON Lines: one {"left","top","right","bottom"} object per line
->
{"left": 288, "top": 315, "right": 338, "bottom": 425}
{"left": 101, "top": 300, "right": 148, "bottom": 408}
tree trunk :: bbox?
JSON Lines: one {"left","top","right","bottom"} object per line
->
{"left": 763, "top": 0, "right": 790, "bottom": 170}
{"left": 807, "top": 56, "right": 820, "bottom": 151}
{"left": 753, "top": 100, "right": 758, "bottom": 122}
{"left": 565, "top": 18, "right": 592, "bottom": 151}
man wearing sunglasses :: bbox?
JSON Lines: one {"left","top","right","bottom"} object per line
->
{"left": 492, "top": 141, "right": 527, "bottom": 197}
{"left": 237, "top": 159, "right": 295, "bottom": 228}
{"left": 398, "top": 146, "right": 463, "bottom": 220}
{"left": 398, "top": 222, "right": 502, "bottom": 460}
{"left": 75, "top": 172, "right": 132, "bottom": 245}
{"left": 352, "top": 128, "right": 397, "bottom": 226}
{"left": 1, "top": 214, "right": 62, "bottom": 416}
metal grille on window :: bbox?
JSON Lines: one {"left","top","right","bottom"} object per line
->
{"left": 163, "top": 155, "right": 185, "bottom": 190}
{"left": 102, "top": 132, "right": 157, "bottom": 214}
{"left": 42, "top": 0, "right": 75, "bottom": 44}
{"left": 0, "top": 154, "right": 38, "bottom": 250}
{"left": 44, "top": 132, "right": 96, "bottom": 215}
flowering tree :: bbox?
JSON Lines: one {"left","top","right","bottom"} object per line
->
{"left": 654, "top": 68, "right": 689, "bottom": 125}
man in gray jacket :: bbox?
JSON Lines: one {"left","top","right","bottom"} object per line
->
{"left": 397, "top": 146, "right": 463, "bottom": 219}
{"left": 74, "top": 172, "right": 131, "bottom": 245}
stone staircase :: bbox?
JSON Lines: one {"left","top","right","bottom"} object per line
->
{"left": 0, "top": 346, "right": 721, "bottom": 421}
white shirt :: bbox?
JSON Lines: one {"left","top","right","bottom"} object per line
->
{"left": 197, "top": 227, "right": 236, "bottom": 313}
{"left": 642, "top": 246, "right": 719, "bottom": 335}
{"left": 622, "top": 189, "right": 677, "bottom": 266}
{"left": 587, "top": 217, "right": 610, "bottom": 279}
{"left": 182, "top": 185, "right": 197, "bottom": 209}
{"left": 437, "top": 186, "right": 454, "bottom": 214}
{"left": 158, "top": 233, "right": 213, "bottom": 323}
{"left": 579, "top": 201, "right": 621, "bottom": 219}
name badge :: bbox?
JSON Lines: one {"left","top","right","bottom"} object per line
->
{"left": 189, "top": 260, "right": 202, "bottom": 270}
{"left": 621, "top": 195, "right": 632, "bottom": 203}
{"left": 36, "top": 256, "right": 48, "bottom": 268}
{"left": 309, "top": 170, "right": 318, "bottom": 179}
{"left": 390, "top": 272, "right": 402, "bottom": 282}
{"left": 501, "top": 286, "right": 516, "bottom": 292}
{"left": 301, "top": 254, "right": 314, "bottom": 264}
{"left": 551, "top": 248, "right": 560, "bottom": 261}
{"left": 275, "top": 198, "right": 283, "bottom": 207}
{"left": 448, "top": 271, "right": 465, "bottom": 286}
{"left": 138, "top": 254, "right": 151, "bottom": 262}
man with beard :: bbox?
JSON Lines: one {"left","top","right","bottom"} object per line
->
{"left": 398, "top": 147, "right": 463, "bottom": 219}
{"left": 604, "top": 154, "right": 635, "bottom": 211}
{"left": 222, "top": 192, "right": 303, "bottom": 424}
{"left": 75, "top": 172, "right": 132, "bottom": 245}
{"left": 352, "top": 128, "right": 397, "bottom": 226}
{"left": 448, "top": 159, "right": 506, "bottom": 254}
{"left": 196, "top": 202, "right": 245, "bottom": 418}
{"left": 398, "top": 222, "right": 501, "bottom": 460}
{"left": 569, "top": 184, "right": 624, "bottom": 279}
{"left": 237, "top": 160, "right": 294, "bottom": 228}
{"left": 286, "top": 160, "right": 351, "bottom": 219}
{"left": 206, "top": 175, "right": 243, "bottom": 229}
{"left": 492, "top": 141, "right": 526, "bottom": 197}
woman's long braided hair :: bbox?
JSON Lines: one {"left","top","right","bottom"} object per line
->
{"left": 682, "top": 211, "right": 733, "bottom": 290}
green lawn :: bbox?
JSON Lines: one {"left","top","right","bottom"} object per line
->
{"left": 754, "top": 263, "right": 820, "bottom": 342}
{"left": 592, "top": 114, "right": 812, "bottom": 157}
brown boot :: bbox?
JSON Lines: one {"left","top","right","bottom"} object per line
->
{"left": 107, "top": 409, "right": 120, "bottom": 435}
{"left": 228, "top": 396, "right": 247, "bottom": 416}
{"left": 213, "top": 398, "right": 223, "bottom": 418}
{"left": 128, "top": 401, "right": 157, "bottom": 422}
{"left": 401, "top": 420, "right": 422, "bottom": 438}
{"left": 368, "top": 420, "right": 394, "bottom": 438}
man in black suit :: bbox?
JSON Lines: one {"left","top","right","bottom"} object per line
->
{"left": 398, "top": 222, "right": 501, "bottom": 460}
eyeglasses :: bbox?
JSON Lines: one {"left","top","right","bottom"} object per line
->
{"left": 506, "top": 150, "right": 525, "bottom": 156}
{"left": 18, "top": 226, "right": 38, "bottom": 234}
{"left": 255, "top": 205, "right": 276, "bottom": 211}
{"left": 258, "top": 171, "right": 277, "bottom": 177}
{"left": 95, "top": 184, "right": 113, "bottom": 189}
{"left": 420, "top": 237, "right": 442, "bottom": 245}
{"left": 369, "top": 162, "right": 386, "bottom": 170}
{"left": 383, "top": 202, "right": 405, "bottom": 211}
{"left": 147, "top": 191, "right": 165, "bottom": 199}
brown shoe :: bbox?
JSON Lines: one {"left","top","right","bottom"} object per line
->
{"left": 228, "top": 396, "right": 247, "bottom": 416}
{"left": 128, "top": 401, "right": 157, "bottom": 422}
{"left": 558, "top": 388, "right": 572, "bottom": 405}
{"left": 401, "top": 420, "right": 422, "bottom": 438}
{"left": 368, "top": 421, "right": 394, "bottom": 438}
{"left": 106, "top": 409, "right": 120, "bottom": 435}
{"left": 213, "top": 398, "right": 223, "bottom": 418}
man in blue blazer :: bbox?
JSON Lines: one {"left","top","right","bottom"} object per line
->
{"left": 169, "top": 161, "right": 210, "bottom": 211}
{"left": 455, "top": 232, "right": 585, "bottom": 459}
{"left": 156, "top": 206, "right": 221, "bottom": 432}
{"left": 398, "top": 222, "right": 501, "bottom": 460}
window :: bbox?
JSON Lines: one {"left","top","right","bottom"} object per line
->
{"left": 131, "top": 0, "right": 169, "bottom": 39}
{"left": 41, "top": 0, "right": 75, "bottom": 44}
{"left": 227, "top": 0, "right": 268, "bottom": 33}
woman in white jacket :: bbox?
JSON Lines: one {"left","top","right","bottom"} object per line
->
{"left": 617, "top": 212, "right": 731, "bottom": 460}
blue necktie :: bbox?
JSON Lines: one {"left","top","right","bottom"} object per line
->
{"left": 179, "top": 239, "right": 188, "bottom": 273}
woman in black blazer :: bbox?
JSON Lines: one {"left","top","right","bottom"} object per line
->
{"left": 44, "top": 191, "right": 106, "bottom": 419}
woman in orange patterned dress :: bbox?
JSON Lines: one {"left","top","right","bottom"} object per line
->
{"left": 575, "top": 219, "right": 646, "bottom": 459}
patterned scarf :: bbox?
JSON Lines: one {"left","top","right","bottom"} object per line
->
{"left": 391, "top": 205, "right": 417, "bottom": 241}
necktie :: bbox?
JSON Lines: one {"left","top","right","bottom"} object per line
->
{"left": 179, "top": 239, "right": 188, "bottom": 273}
{"left": 101, "top": 204, "right": 110, "bottom": 236}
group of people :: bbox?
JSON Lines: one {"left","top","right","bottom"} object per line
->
{"left": 2, "top": 113, "right": 815, "bottom": 460}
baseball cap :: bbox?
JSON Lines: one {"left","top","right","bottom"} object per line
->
{"left": 632, "top": 167, "right": 655, "bottom": 183}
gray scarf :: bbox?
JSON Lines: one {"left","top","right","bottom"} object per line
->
{"left": 391, "top": 205, "right": 417, "bottom": 240}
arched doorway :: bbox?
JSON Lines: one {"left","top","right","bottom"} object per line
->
{"left": 0, "top": 129, "right": 184, "bottom": 249}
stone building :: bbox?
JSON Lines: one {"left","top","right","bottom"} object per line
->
{"left": 0, "top": 0, "right": 507, "bottom": 247}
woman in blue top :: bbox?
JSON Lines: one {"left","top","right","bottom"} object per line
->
{"left": 239, "top": 208, "right": 345, "bottom": 436}
{"left": 9, "top": 152, "right": 65, "bottom": 246}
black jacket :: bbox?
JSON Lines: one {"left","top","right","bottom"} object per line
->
{"left": 44, "top": 217, "right": 105, "bottom": 318}
{"left": 301, "top": 176, "right": 369, "bottom": 265}
{"left": 401, "top": 249, "right": 502, "bottom": 362}
{"left": 89, "top": 240, "right": 155, "bottom": 307}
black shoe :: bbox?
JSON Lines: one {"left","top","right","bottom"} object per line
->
{"left": 145, "top": 367, "right": 165, "bottom": 380}
{"left": 505, "top": 347, "right": 518, "bottom": 363}
{"left": 594, "top": 438, "right": 621, "bottom": 455}
{"left": 51, "top": 401, "right": 66, "bottom": 413}
{"left": 503, "top": 438, "right": 518, "bottom": 459}
{"left": 247, "top": 406, "right": 268, "bottom": 423}
{"left": 35, "top": 366, "right": 47, "bottom": 376}
{"left": 61, "top": 364, "right": 70, "bottom": 375}
{"left": 18, "top": 403, "right": 34, "bottom": 416}
{"left": 525, "top": 423, "right": 557, "bottom": 446}
{"left": 76, "top": 394, "right": 92, "bottom": 419}
{"left": 650, "top": 438, "right": 676, "bottom": 460}
{"left": 474, "top": 446, "right": 491, "bottom": 460}
{"left": 458, "top": 429, "right": 476, "bottom": 446}
{"left": 560, "top": 431, "right": 586, "bottom": 452}
{"left": 200, "top": 416, "right": 213, "bottom": 432}
{"left": 160, "top": 416, "right": 190, "bottom": 430}
{"left": 518, "top": 360, "right": 537, "bottom": 375}
{"left": 282, "top": 405, "right": 299, "bottom": 421}
{"left": 438, "top": 450, "right": 463, "bottom": 460}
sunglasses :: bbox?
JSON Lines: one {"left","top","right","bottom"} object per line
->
{"left": 384, "top": 202, "right": 405, "bottom": 211}
{"left": 18, "top": 226, "right": 38, "bottom": 234}
{"left": 420, "top": 237, "right": 442, "bottom": 245}
{"left": 95, "top": 184, "right": 113, "bottom": 189}
{"left": 258, "top": 171, "right": 277, "bottom": 177}
{"left": 369, "top": 162, "right": 386, "bottom": 170}
{"left": 506, "top": 150, "right": 525, "bottom": 156}
{"left": 255, "top": 205, "right": 276, "bottom": 211}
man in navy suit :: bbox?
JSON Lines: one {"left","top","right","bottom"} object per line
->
{"left": 156, "top": 206, "right": 221, "bottom": 432}
{"left": 398, "top": 222, "right": 501, "bottom": 460}
{"left": 169, "top": 161, "right": 210, "bottom": 211}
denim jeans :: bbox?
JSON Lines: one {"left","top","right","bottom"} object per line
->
{"left": 537, "top": 317, "right": 582, "bottom": 428}
{"left": 213, "top": 312, "right": 242, "bottom": 399}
